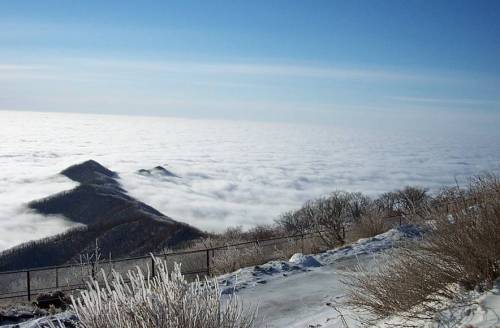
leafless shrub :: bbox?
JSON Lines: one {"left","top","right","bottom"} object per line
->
{"left": 350, "top": 207, "right": 390, "bottom": 240}
{"left": 344, "top": 247, "right": 460, "bottom": 322}
{"left": 375, "top": 185, "right": 430, "bottom": 218}
{"left": 315, "top": 192, "right": 371, "bottom": 247}
{"left": 246, "top": 224, "right": 281, "bottom": 240}
{"left": 220, "top": 226, "right": 247, "bottom": 241}
{"left": 210, "top": 239, "right": 303, "bottom": 275}
{"left": 75, "top": 239, "right": 111, "bottom": 283}
{"left": 275, "top": 202, "right": 317, "bottom": 234}
{"left": 422, "top": 195, "right": 500, "bottom": 290}
{"left": 272, "top": 238, "right": 306, "bottom": 260}
{"left": 276, "top": 191, "right": 372, "bottom": 247}
{"left": 70, "top": 257, "right": 256, "bottom": 328}
{"left": 188, "top": 224, "right": 284, "bottom": 252}
{"left": 210, "top": 245, "right": 263, "bottom": 275}
{"left": 344, "top": 173, "right": 500, "bottom": 323}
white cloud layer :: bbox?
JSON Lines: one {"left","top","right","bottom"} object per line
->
{"left": 0, "top": 110, "right": 499, "bottom": 251}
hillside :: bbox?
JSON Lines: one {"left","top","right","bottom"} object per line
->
{"left": 9, "top": 225, "right": 500, "bottom": 328}
{"left": 0, "top": 160, "right": 204, "bottom": 271}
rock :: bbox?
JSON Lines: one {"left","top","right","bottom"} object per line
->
{"left": 35, "top": 291, "right": 71, "bottom": 310}
{"left": 61, "top": 159, "right": 118, "bottom": 186}
{"left": 137, "top": 168, "right": 151, "bottom": 175}
{"left": 137, "top": 165, "right": 178, "bottom": 178}
{"left": 0, "top": 308, "right": 37, "bottom": 325}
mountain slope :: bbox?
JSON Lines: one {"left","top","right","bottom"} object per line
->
{"left": 0, "top": 160, "right": 204, "bottom": 271}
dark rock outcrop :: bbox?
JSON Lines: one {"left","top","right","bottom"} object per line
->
{"left": 138, "top": 165, "right": 178, "bottom": 178}
{"left": 61, "top": 160, "right": 119, "bottom": 186}
{"left": 35, "top": 291, "right": 71, "bottom": 310}
{"left": 0, "top": 160, "right": 203, "bottom": 271}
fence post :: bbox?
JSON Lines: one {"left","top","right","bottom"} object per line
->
{"left": 55, "top": 267, "right": 59, "bottom": 289}
{"left": 206, "top": 249, "right": 210, "bottom": 276}
{"left": 27, "top": 270, "right": 31, "bottom": 302}
{"left": 301, "top": 234, "right": 305, "bottom": 253}
{"left": 151, "top": 257, "right": 155, "bottom": 278}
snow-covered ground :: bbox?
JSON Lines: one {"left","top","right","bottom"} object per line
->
{"left": 218, "top": 225, "right": 423, "bottom": 327}
{"left": 5, "top": 225, "right": 500, "bottom": 327}
{"left": 218, "top": 225, "right": 500, "bottom": 328}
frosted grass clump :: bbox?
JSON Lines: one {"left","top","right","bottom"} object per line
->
{"left": 70, "top": 257, "right": 255, "bottom": 328}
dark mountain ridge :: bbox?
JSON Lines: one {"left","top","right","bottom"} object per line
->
{"left": 0, "top": 160, "right": 204, "bottom": 271}
{"left": 138, "top": 165, "right": 178, "bottom": 178}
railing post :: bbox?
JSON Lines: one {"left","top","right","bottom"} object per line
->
{"left": 301, "top": 234, "right": 305, "bottom": 253}
{"left": 151, "top": 257, "right": 155, "bottom": 278}
{"left": 55, "top": 267, "right": 59, "bottom": 289}
{"left": 206, "top": 249, "right": 210, "bottom": 276}
{"left": 27, "top": 270, "right": 31, "bottom": 302}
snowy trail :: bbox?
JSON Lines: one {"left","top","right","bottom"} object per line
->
{"left": 236, "top": 256, "right": 365, "bottom": 327}
{"left": 226, "top": 225, "right": 500, "bottom": 328}
{"left": 217, "top": 226, "right": 425, "bottom": 327}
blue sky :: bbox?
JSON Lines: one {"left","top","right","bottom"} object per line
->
{"left": 1, "top": 0, "right": 499, "bottom": 128}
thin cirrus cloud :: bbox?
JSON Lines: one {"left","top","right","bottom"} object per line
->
{"left": 72, "top": 57, "right": 456, "bottom": 82}
{"left": 2, "top": 57, "right": 496, "bottom": 128}
{"left": 0, "top": 57, "right": 455, "bottom": 83}
{"left": 391, "top": 96, "right": 500, "bottom": 107}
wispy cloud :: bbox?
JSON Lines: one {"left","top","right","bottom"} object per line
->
{"left": 78, "top": 57, "right": 453, "bottom": 83}
{"left": 0, "top": 64, "right": 46, "bottom": 70}
{"left": 0, "top": 63, "right": 96, "bottom": 82}
{"left": 0, "top": 57, "right": 460, "bottom": 88}
{"left": 391, "top": 96, "right": 500, "bottom": 107}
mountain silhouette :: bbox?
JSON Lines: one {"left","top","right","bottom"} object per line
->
{"left": 0, "top": 160, "right": 204, "bottom": 271}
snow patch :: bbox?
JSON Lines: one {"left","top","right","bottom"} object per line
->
{"left": 289, "top": 253, "right": 322, "bottom": 267}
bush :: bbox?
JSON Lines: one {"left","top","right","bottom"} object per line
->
{"left": 344, "top": 174, "right": 500, "bottom": 322}
{"left": 276, "top": 191, "right": 372, "bottom": 246}
{"left": 70, "top": 257, "right": 256, "bottom": 328}
{"left": 375, "top": 186, "right": 430, "bottom": 218}
{"left": 275, "top": 202, "right": 316, "bottom": 235}
{"left": 35, "top": 291, "right": 71, "bottom": 311}
{"left": 211, "top": 244, "right": 267, "bottom": 275}
{"left": 350, "top": 207, "right": 390, "bottom": 240}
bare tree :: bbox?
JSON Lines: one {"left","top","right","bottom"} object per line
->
{"left": 315, "top": 192, "right": 370, "bottom": 246}
{"left": 375, "top": 186, "right": 430, "bottom": 218}
{"left": 275, "top": 200, "right": 316, "bottom": 234}
{"left": 72, "top": 239, "right": 111, "bottom": 287}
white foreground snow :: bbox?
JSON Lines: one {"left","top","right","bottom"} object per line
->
{"left": 217, "top": 225, "right": 422, "bottom": 327}
{"left": 218, "top": 225, "right": 500, "bottom": 328}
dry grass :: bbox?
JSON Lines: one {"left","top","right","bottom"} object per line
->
{"left": 210, "top": 238, "right": 310, "bottom": 275}
{"left": 350, "top": 207, "right": 390, "bottom": 240}
{"left": 343, "top": 173, "right": 500, "bottom": 323}
{"left": 210, "top": 244, "right": 266, "bottom": 275}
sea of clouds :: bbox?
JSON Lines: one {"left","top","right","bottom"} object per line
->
{"left": 0, "top": 110, "right": 499, "bottom": 251}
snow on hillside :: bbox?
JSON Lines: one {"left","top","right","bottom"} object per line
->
{"left": 218, "top": 225, "right": 423, "bottom": 296}
{"left": 218, "top": 225, "right": 424, "bottom": 327}
{"left": 375, "top": 281, "right": 500, "bottom": 328}
{"left": 219, "top": 225, "right": 500, "bottom": 328}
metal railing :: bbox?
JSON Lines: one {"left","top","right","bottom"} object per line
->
{"left": 0, "top": 202, "right": 451, "bottom": 302}
{"left": 0, "top": 230, "right": 331, "bottom": 302}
